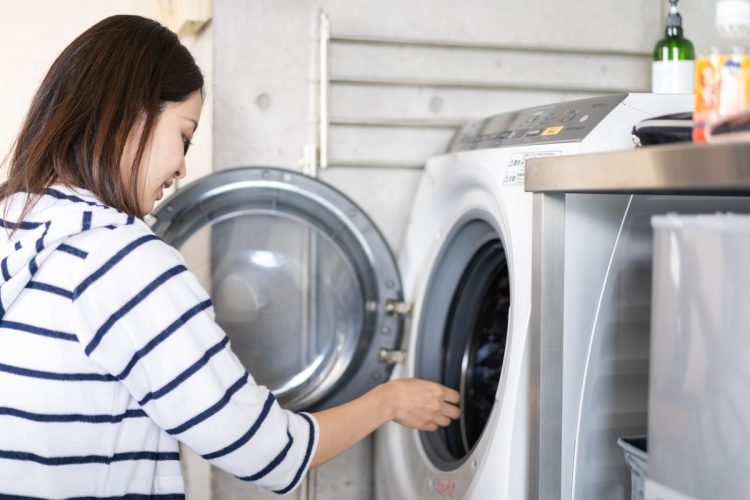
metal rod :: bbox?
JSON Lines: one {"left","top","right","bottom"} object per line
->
{"left": 330, "top": 33, "right": 651, "bottom": 59}
{"left": 306, "top": 468, "right": 317, "bottom": 500}
{"left": 330, "top": 116, "right": 466, "bottom": 128}
{"left": 330, "top": 75, "right": 648, "bottom": 94}
{"left": 319, "top": 11, "right": 330, "bottom": 170}
{"left": 325, "top": 160, "right": 425, "bottom": 170}
{"left": 300, "top": 9, "right": 320, "bottom": 178}
{"left": 300, "top": 14, "right": 326, "bottom": 500}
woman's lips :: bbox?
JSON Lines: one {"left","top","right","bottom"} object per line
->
{"left": 156, "top": 179, "right": 174, "bottom": 201}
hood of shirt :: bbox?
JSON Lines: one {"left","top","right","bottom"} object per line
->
{"left": 0, "top": 186, "right": 139, "bottom": 316}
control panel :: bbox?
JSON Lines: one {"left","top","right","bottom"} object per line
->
{"left": 448, "top": 94, "right": 628, "bottom": 152}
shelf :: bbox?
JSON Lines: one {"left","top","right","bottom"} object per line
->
{"left": 525, "top": 141, "right": 750, "bottom": 194}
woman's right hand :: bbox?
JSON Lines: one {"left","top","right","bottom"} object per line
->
{"left": 381, "top": 378, "right": 461, "bottom": 431}
{"left": 311, "top": 377, "right": 461, "bottom": 467}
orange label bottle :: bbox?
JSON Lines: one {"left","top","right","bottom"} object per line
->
{"left": 693, "top": 0, "right": 750, "bottom": 143}
{"left": 693, "top": 55, "right": 724, "bottom": 142}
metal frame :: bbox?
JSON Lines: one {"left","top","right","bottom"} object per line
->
{"left": 312, "top": 23, "right": 651, "bottom": 172}
{"left": 529, "top": 192, "right": 566, "bottom": 500}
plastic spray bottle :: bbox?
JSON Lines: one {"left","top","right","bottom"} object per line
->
{"left": 652, "top": 0, "right": 695, "bottom": 94}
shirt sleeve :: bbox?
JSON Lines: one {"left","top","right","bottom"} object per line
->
{"left": 70, "top": 226, "right": 319, "bottom": 494}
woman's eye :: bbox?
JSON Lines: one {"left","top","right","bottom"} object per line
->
{"left": 182, "top": 137, "right": 193, "bottom": 155}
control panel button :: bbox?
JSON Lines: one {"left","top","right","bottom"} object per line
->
{"left": 562, "top": 110, "right": 577, "bottom": 123}
{"left": 542, "top": 126, "right": 564, "bottom": 136}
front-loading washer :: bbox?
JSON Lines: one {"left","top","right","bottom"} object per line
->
{"left": 374, "top": 93, "right": 692, "bottom": 500}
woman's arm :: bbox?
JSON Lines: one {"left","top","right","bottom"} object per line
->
{"left": 310, "top": 378, "right": 461, "bottom": 467}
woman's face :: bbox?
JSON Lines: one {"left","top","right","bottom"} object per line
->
{"left": 127, "top": 90, "right": 203, "bottom": 216}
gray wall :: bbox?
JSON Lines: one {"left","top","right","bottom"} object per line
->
{"left": 208, "top": 1, "right": 717, "bottom": 499}
{"left": 213, "top": 0, "right": 665, "bottom": 252}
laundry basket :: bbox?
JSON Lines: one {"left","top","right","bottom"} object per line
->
{"left": 617, "top": 437, "right": 648, "bottom": 500}
{"left": 648, "top": 213, "right": 750, "bottom": 499}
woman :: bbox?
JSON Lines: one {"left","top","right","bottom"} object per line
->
{"left": 0, "top": 15, "right": 460, "bottom": 498}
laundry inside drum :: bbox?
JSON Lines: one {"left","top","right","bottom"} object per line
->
{"left": 416, "top": 219, "right": 510, "bottom": 470}
{"left": 442, "top": 240, "right": 509, "bottom": 458}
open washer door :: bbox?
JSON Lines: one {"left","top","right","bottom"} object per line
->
{"left": 149, "top": 167, "right": 403, "bottom": 412}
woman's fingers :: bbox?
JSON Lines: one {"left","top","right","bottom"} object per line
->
{"left": 441, "top": 401, "right": 461, "bottom": 420}
{"left": 441, "top": 386, "right": 461, "bottom": 405}
{"left": 434, "top": 415, "right": 452, "bottom": 427}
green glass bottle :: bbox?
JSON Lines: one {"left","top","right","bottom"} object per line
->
{"left": 652, "top": 0, "right": 695, "bottom": 93}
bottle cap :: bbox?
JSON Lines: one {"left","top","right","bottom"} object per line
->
{"left": 667, "top": 7, "right": 682, "bottom": 29}
{"left": 716, "top": 0, "right": 750, "bottom": 36}
{"left": 667, "top": 0, "right": 681, "bottom": 28}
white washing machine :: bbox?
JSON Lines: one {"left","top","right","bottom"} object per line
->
{"left": 374, "top": 93, "right": 692, "bottom": 500}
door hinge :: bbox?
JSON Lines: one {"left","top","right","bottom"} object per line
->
{"left": 378, "top": 348, "right": 407, "bottom": 365}
{"left": 385, "top": 300, "right": 412, "bottom": 317}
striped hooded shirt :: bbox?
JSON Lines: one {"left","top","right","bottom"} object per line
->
{"left": 0, "top": 186, "right": 319, "bottom": 498}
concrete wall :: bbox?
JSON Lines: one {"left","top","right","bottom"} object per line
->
{"left": 214, "top": 0, "right": 661, "bottom": 253}
{"left": 209, "top": 0, "right": 717, "bottom": 256}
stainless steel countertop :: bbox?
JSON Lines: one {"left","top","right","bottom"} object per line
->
{"left": 524, "top": 141, "right": 750, "bottom": 194}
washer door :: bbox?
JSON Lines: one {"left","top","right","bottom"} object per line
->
{"left": 149, "top": 167, "right": 403, "bottom": 412}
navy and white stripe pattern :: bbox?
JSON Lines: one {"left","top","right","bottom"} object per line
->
{"left": 0, "top": 186, "right": 319, "bottom": 498}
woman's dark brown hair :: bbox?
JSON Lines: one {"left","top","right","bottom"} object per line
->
{"left": 1, "top": 14, "right": 204, "bottom": 220}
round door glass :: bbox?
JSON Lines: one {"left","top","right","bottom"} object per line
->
{"left": 178, "top": 210, "right": 364, "bottom": 408}
{"left": 150, "top": 167, "right": 403, "bottom": 413}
